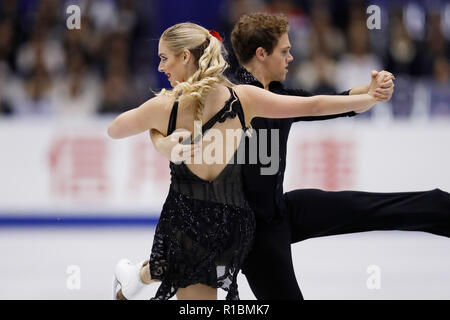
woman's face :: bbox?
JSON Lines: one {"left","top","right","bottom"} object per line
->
{"left": 158, "top": 39, "right": 186, "bottom": 87}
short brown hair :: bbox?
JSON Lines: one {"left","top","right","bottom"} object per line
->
{"left": 231, "top": 13, "right": 289, "bottom": 65}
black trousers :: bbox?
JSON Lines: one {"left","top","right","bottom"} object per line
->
{"left": 241, "top": 188, "right": 450, "bottom": 300}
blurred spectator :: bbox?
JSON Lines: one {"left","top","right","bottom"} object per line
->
{"left": 386, "top": 10, "right": 418, "bottom": 76}
{"left": 420, "top": 11, "right": 450, "bottom": 77}
{"left": 0, "top": 97, "right": 12, "bottom": 116}
{"left": 263, "top": 0, "right": 305, "bottom": 17}
{"left": 308, "top": 1, "right": 345, "bottom": 60}
{"left": 293, "top": 1, "right": 344, "bottom": 95}
{"left": 97, "top": 31, "right": 135, "bottom": 114}
{"left": 429, "top": 56, "right": 450, "bottom": 118}
{"left": 347, "top": 0, "right": 367, "bottom": 24}
{"left": 97, "top": 72, "right": 134, "bottom": 114}
{"left": 262, "top": 0, "right": 311, "bottom": 61}
{"left": 101, "top": 31, "right": 131, "bottom": 77}
{"left": 16, "top": 25, "right": 65, "bottom": 77}
{"left": 222, "top": 0, "right": 264, "bottom": 29}
{"left": 0, "top": 0, "right": 19, "bottom": 19}
{"left": 0, "top": 0, "right": 25, "bottom": 71}
{"left": 35, "top": 0, "right": 62, "bottom": 32}
{"left": 427, "top": 12, "right": 448, "bottom": 59}
{"left": 0, "top": 0, "right": 447, "bottom": 121}
{"left": 433, "top": 56, "right": 450, "bottom": 85}
{"left": 294, "top": 52, "right": 337, "bottom": 94}
{"left": 62, "top": 15, "right": 101, "bottom": 69}
{"left": 0, "top": 18, "right": 16, "bottom": 72}
{"left": 334, "top": 19, "right": 382, "bottom": 93}
{"left": 0, "top": 62, "right": 13, "bottom": 116}
{"left": 116, "top": 0, "right": 139, "bottom": 35}
{"left": 84, "top": 0, "right": 119, "bottom": 33}
{"left": 7, "top": 62, "right": 55, "bottom": 117}
{"left": 0, "top": 9, "right": 15, "bottom": 116}
{"left": 51, "top": 49, "right": 101, "bottom": 118}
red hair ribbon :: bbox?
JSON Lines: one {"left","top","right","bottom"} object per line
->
{"left": 209, "top": 30, "right": 223, "bottom": 42}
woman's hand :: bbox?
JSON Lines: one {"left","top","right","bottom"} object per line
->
{"left": 150, "top": 128, "right": 201, "bottom": 164}
{"left": 354, "top": 70, "right": 395, "bottom": 114}
{"left": 369, "top": 70, "right": 395, "bottom": 102}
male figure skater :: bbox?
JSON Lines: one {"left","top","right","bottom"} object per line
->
{"left": 150, "top": 13, "right": 450, "bottom": 299}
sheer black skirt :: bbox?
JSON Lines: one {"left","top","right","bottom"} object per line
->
{"left": 149, "top": 188, "right": 255, "bottom": 300}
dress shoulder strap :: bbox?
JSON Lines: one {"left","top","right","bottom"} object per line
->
{"left": 229, "top": 87, "right": 248, "bottom": 133}
{"left": 169, "top": 87, "right": 251, "bottom": 142}
{"left": 167, "top": 101, "right": 179, "bottom": 135}
{"left": 201, "top": 87, "right": 249, "bottom": 135}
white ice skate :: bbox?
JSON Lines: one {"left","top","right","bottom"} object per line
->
{"left": 113, "top": 259, "right": 147, "bottom": 300}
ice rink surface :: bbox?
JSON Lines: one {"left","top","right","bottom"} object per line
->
{"left": 0, "top": 226, "right": 449, "bottom": 300}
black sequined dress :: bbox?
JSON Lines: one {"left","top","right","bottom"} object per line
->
{"left": 149, "top": 87, "right": 256, "bottom": 300}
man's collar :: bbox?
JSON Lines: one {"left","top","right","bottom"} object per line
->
{"left": 235, "top": 66, "right": 284, "bottom": 91}
{"left": 235, "top": 66, "right": 263, "bottom": 87}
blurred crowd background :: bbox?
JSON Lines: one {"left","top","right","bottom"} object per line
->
{"left": 0, "top": 0, "right": 449, "bottom": 120}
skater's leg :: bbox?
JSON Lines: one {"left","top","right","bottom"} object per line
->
{"left": 242, "top": 215, "right": 304, "bottom": 300}
{"left": 284, "top": 188, "right": 450, "bottom": 243}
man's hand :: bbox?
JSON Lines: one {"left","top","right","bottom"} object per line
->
{"left": 150, "top": 128, "right": 201, "bottom": 164}
{"left": 369, "top": 70, "right": 395, "bottom": 102}
{"left": 355, "top": 70, "right": 395, "bottom": 113}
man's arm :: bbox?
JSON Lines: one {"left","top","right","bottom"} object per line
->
{"left": 291, "top": 70, "right": 394, "bottom": 121}
{"left": 349, "top": 71, "right": 395, "bottom": 98}
{"left": 287, "top": 87, "right": 356, "bottom": 122}
{"left": 238, "top": 85, "right": 378, "bottom": 121}
{"left": 349, "top": 84, "right": 370, "bottom": 95}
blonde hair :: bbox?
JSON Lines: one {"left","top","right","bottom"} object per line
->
{"left": 157, "top": 22, "right": 233, "bottom": 124}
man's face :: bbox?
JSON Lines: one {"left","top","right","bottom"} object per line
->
{"left": 263, "top": 33, "right": 293, "bottom": 83}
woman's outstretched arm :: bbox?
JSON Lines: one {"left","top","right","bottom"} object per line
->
{"left": 107, "top": 95, "right": 169, "bottom": 139}
{"left": 235, "top": 84, "right": 378, "bottom": 122}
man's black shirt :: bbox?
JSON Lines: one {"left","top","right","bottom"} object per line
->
{"left": 233, "top": 66, "right": 357, "bottom": 222}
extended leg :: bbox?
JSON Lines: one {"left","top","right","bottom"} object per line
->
{"left": 284, "top": 188, "right": 450, "bottom": 243}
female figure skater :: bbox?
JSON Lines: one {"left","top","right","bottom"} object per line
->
{"left": 107, "top": 22, "right": 381, "bottom": 300}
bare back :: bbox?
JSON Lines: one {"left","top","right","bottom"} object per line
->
{"left": 166, "top": 84, "right": 248, "bottom": 182}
